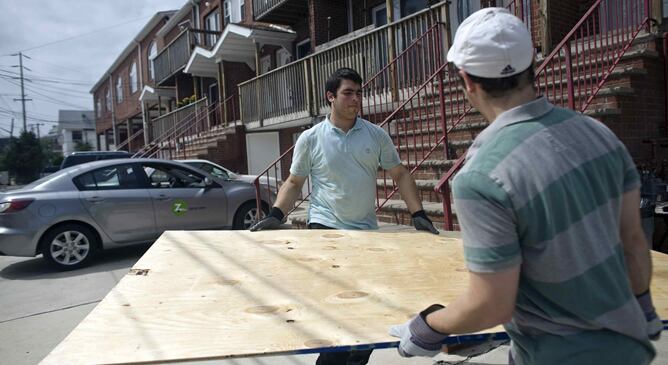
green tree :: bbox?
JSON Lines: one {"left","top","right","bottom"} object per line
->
{"left": 75, "top": 141, "right": 93, "bottom": 151}
{"left": 6, "top": 131, "right": 45, "bottom": 184}
{"left": 40, "top": 139, "right": 63, "bottom": 167}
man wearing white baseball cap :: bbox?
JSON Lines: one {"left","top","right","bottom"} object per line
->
{"left": 389, "top": 7, "right": 660, "bottom": 364}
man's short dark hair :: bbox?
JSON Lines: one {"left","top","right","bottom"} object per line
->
{"left": 462, "top": 65, "right": 535, "bottom": 98}
{"left": 325, "top": 68, "right": 363, "bottom": 98}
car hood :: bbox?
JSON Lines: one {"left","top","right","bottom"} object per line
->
{"left": 233, "top": 174, "right": 278, "bottom": 186}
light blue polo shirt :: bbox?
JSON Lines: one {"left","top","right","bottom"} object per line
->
{"left": 290, "top": 116, "right": 401, "bottom": 229}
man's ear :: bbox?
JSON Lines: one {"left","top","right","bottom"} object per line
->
{"left": 458, "top": 69, "right": 477, "bottom": 94}
{"left": 326, "top": 91, "right": 335, "bottom": 103}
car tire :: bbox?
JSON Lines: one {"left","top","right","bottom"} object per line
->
{"left": 233, "top": 202, "right": 268, "bottom": 230}
{"left": 41, "top": 223, "right": 98, "bottom": 270}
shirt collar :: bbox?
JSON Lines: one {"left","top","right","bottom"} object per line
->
{"left": 471, "top": 96, "right": 553, "bottom": 149}
{"left": 325, "top": 115, "right": 363, "bottom": 134}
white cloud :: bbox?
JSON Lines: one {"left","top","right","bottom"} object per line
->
{"left": 0, "top": 0, "right": 185, "bottom": 137}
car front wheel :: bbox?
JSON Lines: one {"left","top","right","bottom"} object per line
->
{"left": 233, "top": 202, "right": 268, "bottom": 230}
{"left": 41, "top": 224, "right": 97, "bottom": 270}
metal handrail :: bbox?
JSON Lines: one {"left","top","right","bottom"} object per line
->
{"left": 252, "top": 22, "right": 448, "bottom": 220}
{"left": 239, "top": 1, "right": 449, "bottom": 125}
{"left": 115, "top": 128, "right": 144, "bottom": 152}
{"left": 434, "top": 0, "right": 652, "bottom": 230}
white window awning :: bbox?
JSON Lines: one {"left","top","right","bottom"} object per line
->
{"left": 184, "top": 24, "right": 296, "bottom": 77}
{"left": 139, "top": 85, "right": 176, "bottom": 102}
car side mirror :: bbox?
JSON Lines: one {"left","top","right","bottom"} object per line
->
{"left": 204, "top": 177, "right": 214, "bottom": 187}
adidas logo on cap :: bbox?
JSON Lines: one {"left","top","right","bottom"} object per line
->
{"left": 500, "top": 64, "right": 516, "bottom": 75}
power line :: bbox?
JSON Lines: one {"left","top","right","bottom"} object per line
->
{"left": 19, "top": 15, "right": 153, "bottom": 52}
{"left": 27, "top": 57, "right": 94, "bottom": 76}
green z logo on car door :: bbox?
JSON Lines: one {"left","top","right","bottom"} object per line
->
{"left": 171, "top": 200, "right": 188, "bottom": 216}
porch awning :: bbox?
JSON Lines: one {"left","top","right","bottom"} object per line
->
{"left": 184, "top": 24, "right": 296, "bottom": 75}
{"left": 139, "top": 85, "right": 176, "bottom": 102}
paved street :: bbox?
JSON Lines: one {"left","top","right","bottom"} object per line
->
{"left": 0, "top": 240, "right": 666, "bottom": 365}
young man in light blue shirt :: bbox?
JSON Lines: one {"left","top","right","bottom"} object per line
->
{"left": 250, "top": 67, "right": 438, "bottom": 365}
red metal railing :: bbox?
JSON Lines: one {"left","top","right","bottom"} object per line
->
{"left": 115, "top": 128, "right": 144, "bottom": 152}
{"left": 435, "top": 0, "right": 652, "bottom": 230}
{"left": 253, "top": 22, "right": 450, "bottom": 220}
{"left": 129, "top": 94, "right": 239, "bottom": 160}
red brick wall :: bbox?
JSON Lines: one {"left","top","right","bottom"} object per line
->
{"left": 544, "top": 0, "right": 596, "bottom": 52}
{"left": 352, "top": 0, "right": 385, "bottom": 30}
{"left": 309, "top": 0, "right": 349, "bottom": 47}
{"left": 207, "top": 126, "right": 248, "bottom": 174}
{"left": 93, "top": 83, "right": 113, "bottom": 133}
{"left": 110, "top": 53, "right": 142, "bottom": 123}
{"left": 140, "top": 17, "right": 169, "bottom": 87}
{"left": 163, "top": 12, "right": 191, "bottom": 45}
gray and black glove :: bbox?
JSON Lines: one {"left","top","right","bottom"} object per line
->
{"left": 412, "top": 210, "right": 439, "bottom": 235}
{"left": 249, "top": 207, "right": 285, "bottom": 232}
{"left": 389, "top": 304, "right": 448, "bottom": 357}
{"left": 636, "top": 290, "right": 663, "bottom": 340}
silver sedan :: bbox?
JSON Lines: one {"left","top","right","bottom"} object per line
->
{"left": 0, "top": 158, "right": 272, "bottom": 270}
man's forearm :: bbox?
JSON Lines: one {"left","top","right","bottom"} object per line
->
{"left": 273, "top": 180, "right": 303, "bottom": 215}
{"left": 624, "top": 237, "right": 652, "bottom": 295}
{"left": 396, "top": 170, "right": 423, "bottom": 213}
{"left": 425, "top": 291, "right": 507, "bottom": 335}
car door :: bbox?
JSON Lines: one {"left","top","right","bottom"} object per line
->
{"left": 76, "top": 163, "right": 158, "bottom": 243}
{"left": 140, "top": 162, "right": 229, "bottom": 232}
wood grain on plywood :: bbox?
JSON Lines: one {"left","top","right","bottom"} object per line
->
{"left": 41, "top": 230, "right": 668, "bottom": 364}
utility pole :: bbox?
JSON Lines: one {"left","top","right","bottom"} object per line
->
{"left": 32, "top": 122, "right": 44, "bottom": 138}
{"left": 11, "top": 52, "right": 32, "bottom": 133}
{"left": 10, "top": 118, "right": 14, "bottom": 138}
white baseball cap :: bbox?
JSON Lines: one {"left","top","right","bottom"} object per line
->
{"left": 446, "top": 7, "right": 533, "bottom": 78}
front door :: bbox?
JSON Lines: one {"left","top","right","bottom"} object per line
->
{"left": 77, "top": 163, "right": 157, "bottom": 243}
{"left": 141, "top": 162, "right": 229, "bottom": 232}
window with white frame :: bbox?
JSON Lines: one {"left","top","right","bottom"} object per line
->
{"left": 96, "top": 99, "right": 101, "bottom": 117}
{"left": 204, "top": 8, "right": 221, "bottom": 46}
{"left": 116, "top": 77, "right": 123, "bottom": 103}
{"left": 240, "top": 0, "right": 245, "bottom": 22}
{"left": 105, "top": 88, "right": 111, "bottom": 111}
{"left": 223, "top": 0, "right": 231, "bottom": 26}
{"left": 129, "top": 62, "right": 138, "bottom": 93}
{"left": 147, "top": 41, "right": 157, "bottom": 80}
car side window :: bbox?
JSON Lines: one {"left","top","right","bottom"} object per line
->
{"left": 143, "top": 164, "right": 207, "bottom": 189}
{"left": 74, "top": 165, "right": 140, "bottom": 190}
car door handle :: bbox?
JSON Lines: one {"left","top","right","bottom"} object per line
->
{"left": 85, "top": 196, "right": 105, "bottom": 203}
{"left": 155, "top": 194, "right": 171, "bottom": 201}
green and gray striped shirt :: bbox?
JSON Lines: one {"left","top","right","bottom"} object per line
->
{"left": 453, "top": 97, "right": 655, "bottom": 364}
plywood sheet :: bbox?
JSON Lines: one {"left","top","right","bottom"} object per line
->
{"left": 41, "top": 230, "right": 668, "bottom": 365}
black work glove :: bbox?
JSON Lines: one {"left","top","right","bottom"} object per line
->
{"left": 636, "top": 290, "right": 663, "bottom": 341}
{"left": 389, "top": 304, "right": 448, "bottom": 357}
{"left": 249, "top": 207, "right": 285, "bottom": 232}
{"left": 412, "top": 210, "right": 439, "bottom": 235}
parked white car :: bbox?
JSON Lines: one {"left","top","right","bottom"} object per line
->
{"left": 181, "top": 159, "right": 278, "bottom": 192}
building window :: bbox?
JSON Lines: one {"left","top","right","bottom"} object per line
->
{"left": 240, "top": 1, "right": 245, "bottom": 22}
{"left": 147, "top": 41, "right": 157, "bottom": 80}
{"left": 129, "top": 62, "right": 138, "bottom": 94}
{"left": 105, "top": 88, "right": 111, "bottom": 111}
{"left": 223, "top": 0, "right": 231, "bottom": 25}
{"left": 296, "top": 38, "right": 311, "bottom": 59}
{"left": 116, "top": 77, "right": 123, "bottom": 103}
{"left": 72, "top": 130, "right": 83, "bottom": 143}
{"left": 402, "top": 0, "right": 428, "bottom": 17}
{"left": 204, "top": 8, "right": 220, "bottom": 46}
{"left": 96, "top": 99, "right": 101, "bottom": 117}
